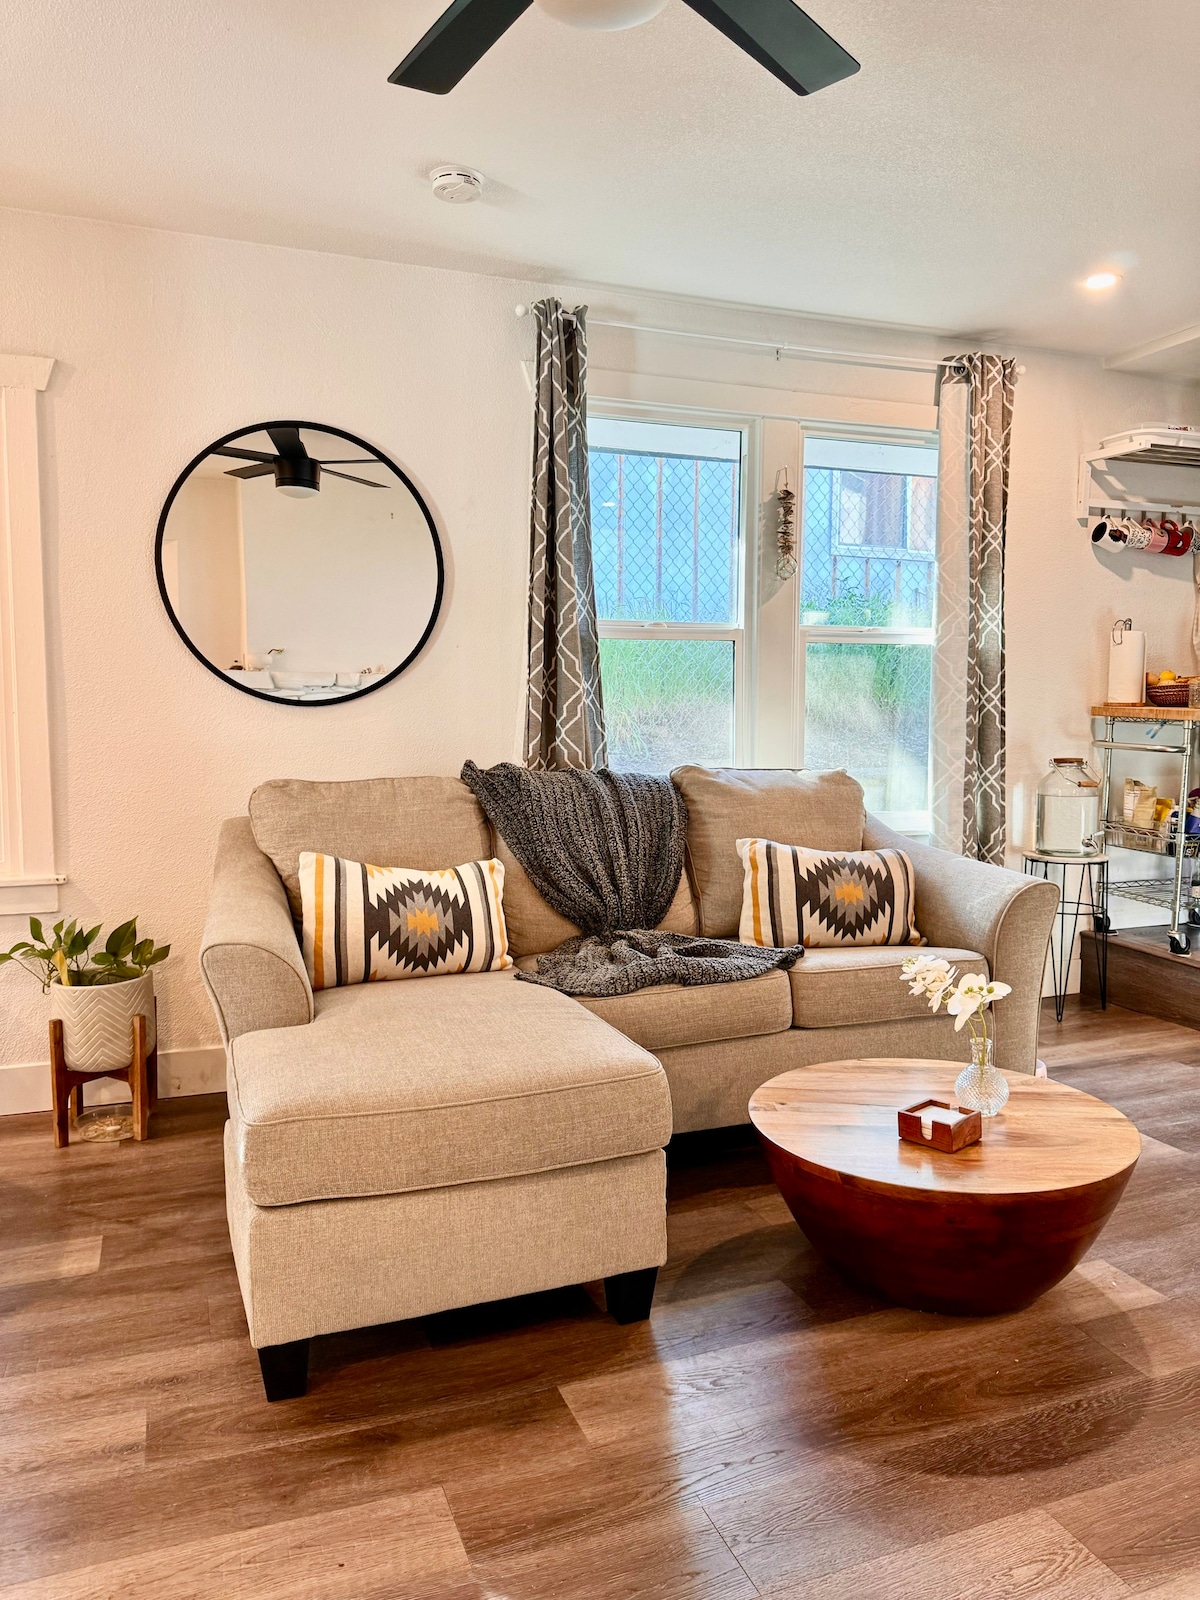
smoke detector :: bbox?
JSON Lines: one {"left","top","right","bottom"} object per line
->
{"left": 429, "top": 166, "right": 484, "bottom": 204}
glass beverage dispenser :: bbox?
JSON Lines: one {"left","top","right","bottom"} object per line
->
{"left": 1035, "top": 758, "right": 1102, "bottom": 855}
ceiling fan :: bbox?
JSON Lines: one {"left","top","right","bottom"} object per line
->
{"left": 389, "top": 0, "right": 860, "bottom": 98}
{"left": 214, "top": 427, "right": 386, "bottom": 499}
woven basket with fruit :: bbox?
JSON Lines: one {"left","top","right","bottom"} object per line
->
{"left": 1146, "top": 670, "right": 1194, "bottom": 707}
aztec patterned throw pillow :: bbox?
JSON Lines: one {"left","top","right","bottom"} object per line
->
{"left": 299, "top": 852, "right": 511, "bottom": 990}
{"left": 736, "top": 838, "right": 922, "bottom": 950}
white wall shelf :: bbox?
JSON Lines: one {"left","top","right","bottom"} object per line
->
{"left": 1079, "top": 428, "right": 1200, "bottom": 521}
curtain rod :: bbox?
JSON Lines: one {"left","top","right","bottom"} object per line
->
{"left": 513, "top": 305, "right": 1026, "bottom": 377}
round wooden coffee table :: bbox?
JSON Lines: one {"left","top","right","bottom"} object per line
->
{"left": 749, "top": 1060, "right": 1141, "bottom": 1315}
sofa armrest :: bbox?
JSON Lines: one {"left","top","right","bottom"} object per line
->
{"left": 863, "top": 815, "right": 1059, "bottom": 1074}
{"left": 200, "top": 817, "right": 314, "bottom": 1046}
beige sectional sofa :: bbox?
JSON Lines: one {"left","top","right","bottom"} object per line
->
{"left": 200, "top": 767, "right": 1058, "bottom": 1399}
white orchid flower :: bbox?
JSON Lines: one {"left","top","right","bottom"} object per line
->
{"left": 903, "top": 956, "right": 954, "bottom": 999}
{"left": 946, "top": 986, "right": 982, "bottom": 1031}
{"left": 898, "top": 959, "right": 1011, "bottom": 1036}
{"left": 946, "top": 973, "right": 1013, "bottom": 1030}
{"left": 959, "top": 974, "right": 1012, "bottom": 1004}
{"left": 924, "top": 973, "right": 957, "bottom": 1013}
{"left": 901, "top": 954, "right": 945, "bottom": 977}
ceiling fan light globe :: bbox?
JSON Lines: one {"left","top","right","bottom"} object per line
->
{"left": 277, "top": 484, "right": 319, "bottom": 498}
{"left": 534, "top": 0, "right": 668, "bottom": 32}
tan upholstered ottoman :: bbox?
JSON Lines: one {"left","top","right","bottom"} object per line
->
{"left": 223, "top": 971, "right": 672, "bottom": 1399}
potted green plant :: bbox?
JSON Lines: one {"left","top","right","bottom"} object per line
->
{"left": 0, "top": 918, "right": 170, "bottom": 1074}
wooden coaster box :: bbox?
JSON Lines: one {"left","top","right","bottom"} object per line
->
{"left": 897, "top": 1098, "right": 982, "bottom": 1154}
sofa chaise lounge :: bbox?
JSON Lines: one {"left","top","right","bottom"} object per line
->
{"left": 200, "top": 766, "right": 1058, "bottom": 1398}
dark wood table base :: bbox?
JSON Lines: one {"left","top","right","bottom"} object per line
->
{"left": 759, "top": 1141, "right": 1135, "bottom": 1315}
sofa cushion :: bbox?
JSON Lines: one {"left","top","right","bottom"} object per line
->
{"left": 249, "top": 777, "right": 491, "bottom": 920}
{"left": 513, "top": 958, "right": 791, "bottom": 1051}
{"left": 737, "top": 839, "right": 920, "bottom": 949}
{"left": 299, "top": 851, "right": 511, "bottom": 988}
{"left": 788, "top": 945, "right": 987, "bottom": 1029}
{"left": 672, "top": 767, "right": 866, "bottom": 938}
{"left": 499, "top": 838, "right": 700, "bottom": 959}
{"left": 226, "top": 971, "right": 671, "bottom": 1207}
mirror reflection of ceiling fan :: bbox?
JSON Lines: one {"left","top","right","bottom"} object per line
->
{"left": 389, "top": 0, "right": 859, "bottom": 99}
{"left": 214, "top": 427, "right": 386, "bottom": 498}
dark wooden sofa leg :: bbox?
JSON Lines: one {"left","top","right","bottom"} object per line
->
{"left": 605, "top": 1266, "right": 659, "bottom": 1325}
{"left": 257, "top": 1338, "right": 309, "bottom": 1401}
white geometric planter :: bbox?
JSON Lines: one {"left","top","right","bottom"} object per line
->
{"left": 49, "top": 973, "right": 156, "bottom": 1073}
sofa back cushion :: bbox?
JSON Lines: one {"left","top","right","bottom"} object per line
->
{"left": 497, "top": 837, "right": 700, "bottom": 958}
{"left": 672, "top": 767, "right": 866, "bottom": 938}
{"left": 736, "top": 839, "right": 920, "bottom": 949}
{"left": 300, "top": 851, "right": 511, "bottom": 988}
{"left": 249, "top": 777, "right": 491, "bottom": 920}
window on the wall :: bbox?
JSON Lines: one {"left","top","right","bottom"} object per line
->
{"left": 799, "top": 436, "right": 939, "bottom": 829}
{"left": 588, "top": 416, "right": 745, "bottom": 773}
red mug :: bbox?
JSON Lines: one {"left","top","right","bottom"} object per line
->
{"left": 1146, "top": 520, "right": 1171, "bottom": 554}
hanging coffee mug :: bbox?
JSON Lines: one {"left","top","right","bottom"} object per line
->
{"left": 1164, "top": 519, "right": 1192, "bottom": 556}
{"left": 1126, "top": 519, "right": 1154, "bottom": 550}
{"left": 1146, "top": 520, "right": 1171, "bottom": 554}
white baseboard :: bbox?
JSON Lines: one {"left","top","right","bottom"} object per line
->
{"left": 0, "top": 1044, "right": 226, "bottom": 1116}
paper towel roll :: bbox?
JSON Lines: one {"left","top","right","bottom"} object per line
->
{"left": 1108, "top": 629, "right": 1146, "bottom": 703}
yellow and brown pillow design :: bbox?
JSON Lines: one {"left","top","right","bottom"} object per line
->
{"left": 737, "top": 838, "right": 921, "bottom": 949}
{"left": 299, "top": 852, "right": 510, "bottom": 989}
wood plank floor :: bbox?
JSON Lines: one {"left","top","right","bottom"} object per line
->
{"left": 1, "top": 999, "right": 1198, "bottom": 1598}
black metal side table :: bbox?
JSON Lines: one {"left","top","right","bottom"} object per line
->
{"left": 1022, "top": 850, "right": 1109, "bottom": 1023}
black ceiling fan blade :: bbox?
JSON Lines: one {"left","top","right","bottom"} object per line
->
{"left": 266, "top": 426, "right": 309, "bottom": 461}
{"left": 389, "top": 0, "right": 534, "bottom": 94}
{"left": 681, "top": 0, "right": 859, "bottom": 96}
{"left": 314, "top": 458, "right": 380, "bottom": 465}
{"left": 226, "top": 462, "right": 277, "bottom": 480}
{"left": 213, "top": 446, "right": 277, "bottom": 463}
{"left": 322, "top": 468, "right": 387, "bottom": 488}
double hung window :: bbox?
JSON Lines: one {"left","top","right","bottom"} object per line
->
{"left": 585, "top": 404, "right": 939, "bottom": 837}
{"left": 588, "top": 417, "right": 746, "bottom": 773}
{"left": 798, "top": 436, "right": 939, "bottom": 832}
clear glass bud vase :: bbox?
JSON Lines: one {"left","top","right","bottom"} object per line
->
{"left": 954, "top": 1035, "right": 1009, "bottom": 1117}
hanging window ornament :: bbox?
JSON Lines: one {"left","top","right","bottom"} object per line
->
{"left": 776, "top": 469, "right": 798, "bottom": 580}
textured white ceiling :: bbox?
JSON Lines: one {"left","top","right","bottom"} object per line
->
{"left": 3, "top": 0, "right": 1197, "bottom": 359}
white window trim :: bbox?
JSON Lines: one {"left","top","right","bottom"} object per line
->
{"left": 0, "top": 354, "right": 62, "bottom": 915}
{"left": 587, "top": 401, "right": 758, "bottom": 765}
{"left": 581, "top": 370, "right": 945, "bottom": 814}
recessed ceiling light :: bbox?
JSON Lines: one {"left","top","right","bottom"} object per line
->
{"left": 1084, "top": 271, "right": 1121, "bottom": 291}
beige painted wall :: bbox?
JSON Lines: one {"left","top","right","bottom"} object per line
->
{"left": 0, "top": 205, "right": 1196, "bottom": 1092}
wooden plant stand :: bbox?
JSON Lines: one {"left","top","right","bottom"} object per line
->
{"left": 49, "top": 1011, "right": 158, "bottom": 1148}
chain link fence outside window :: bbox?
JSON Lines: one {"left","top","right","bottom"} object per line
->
{"left": 590, "top": 420, "right": 743, "bottom": 773}
{"left": 801, "top": 466, "right": 936, "bottom": 628}
{"left": 592, "top": 450, "right": 739, "bottom": 625}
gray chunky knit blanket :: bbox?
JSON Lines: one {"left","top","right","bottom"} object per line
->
{"left": 461, "top": 761, "right": 802, "bottom": 998}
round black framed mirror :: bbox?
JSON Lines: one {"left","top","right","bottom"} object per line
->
{"left": 155, "top": 421, "right": 444, "bottom": 705}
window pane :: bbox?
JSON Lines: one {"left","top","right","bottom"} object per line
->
{"left": 589, "top": 419, "right": 741, "bottom": 624}
{"left": 804, "top": 642, "right": 931, "bottom": 813}
{"left": 801, "top": 437, "right": 938, "bottom": 628}
{"left": 599, "top": 638, "right": 734, "bottom": 773}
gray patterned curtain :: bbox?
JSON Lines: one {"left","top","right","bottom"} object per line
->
{"left": 936, "top": 354, "right": 1017, "bottom": 865}
{"left": 524, "top": 299, "right": 607, "bottom": 771}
